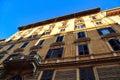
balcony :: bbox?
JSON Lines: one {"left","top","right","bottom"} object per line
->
{"left": 3, "top": 53, "right": 41, "bottom": 72}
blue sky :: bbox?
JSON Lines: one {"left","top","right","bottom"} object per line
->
{"left": 0, "top": 0, "right": 120, "bottom": 39}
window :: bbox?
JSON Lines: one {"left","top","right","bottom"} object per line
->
{"left": 62, "top": 21, "right": 67, "bottom": 26}
{"left": 60, "top": 28, "right": 65, "bottom": 32}
{"left": 32, "top": 34, "right": 37, "bottom": 38}
{"left": 27, "top": 35, "right": 32, "bottom": 39}
{"left": 37, "top": 40, "right": 44, "bottom": 46}
{"left": 45, "top": 47, "right": 64, "bottom": 59}
{"left": 41, "top": 31, "right": 51, "bottom": 36}
{"left": 92, "top": 16, "right": 97, "bottom": 19}
{"left": 0, "top": 54, "right": 4, "bottom": 59}
{"left": 20, "top": 42, "right": 29, "bottom": 48}
{"left": 29, "top": 50, "right": 37, "bottom": 56}
{"left": 7, "top": 44, "right": 15, "bottom": 50}
{"left": 41, "top": 70, "right": 54, "bottom": 80}
{"left": 49, "top": 24, "right": 55, "bottom": 29}
{"left": 78, "top": 44, "right": 89, "bottom": 55}
{"left": 56, "top": 36, "right": 64, "bottom": 42}
{"left": 108, "top": 39, "right": 120, "bottom": 51}
{"left": 5, "top": 53, "right": 22, "bottom": 61}
{"left": 75, "top": 24, "right": 85, "bottom": 29}
{"left": 17, "top": 37, "right": 23, "bottom": 41}
{"left": 0, "top": 46, "right": 3, "bottom": 50}
{"left": 7, "top": 40, "right": 12, "bottom": 43}
{"left": 28, "top": 35, "right": 38, "bottom": 39}
{"left": 75, "top": 19, "right": 84, "bottom": 23}
{"left": 97, "top": 27, "right": 115, "bottom": 35}
{"left": 80, "top": 67, "right": 95, "bottom": 80}
{"left": 77, "top": 32, "right": 86, "bottom": 38}
{"left": 96, "top": 21, "right": 102, "bottom": 25}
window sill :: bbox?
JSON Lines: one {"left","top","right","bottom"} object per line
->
{"left": 50, "top": 42, "right": 65, "bottom": 47}
{"left": 74, "top": 37, "right": 90, "bottom": 43}
{"left": 14, "top": 48, "right": 24, "bottom": 53}
{"left": 30, "top": 45, "right": 42, "bottom": 50}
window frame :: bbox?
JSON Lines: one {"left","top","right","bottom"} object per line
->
{"left": 79, "top": 67, "right": 95, "bottom": 80}
{"left": 55, "top": 36, "right": 64, "bottom": 42}
{"left": 20, "top": 42, "right": 29, "bottom": 48}
{"left": 45, "top": 47, "right": 64, "bottom": 59}
{"left": 7, "top": 44, "right": 15, "bottom": 50}
{"left": 97, "top": 27, "right": 116, "bottom": 35}
{"left": 75, "top": 24, "right": 85, "bottom": 29}
{"left": 41, "top": 70, "right": 54, "bottom": 80}
{"left": 77, "top": 44, "right": 89, "bottom": 56}
{"left": 37, "top": 39, "right": 44, "bottom": 46}
{"left": 108, "top": 39, "right": 120, "bottom": 51}
{"left": 77, "top": 31, "right": 86, "bottom": 39}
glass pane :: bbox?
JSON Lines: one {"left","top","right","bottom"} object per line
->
{"left": 41, "top": 70, "right": 54, "bottom": 80}
{"left": 80, "top": 67, "right": 95, "bottom": 80}
{"left": 101, "top": 29, "right": 110, "bottom": 35}
{"left": 77, "top": 32, "right": 85, "bottom": 38}
{"left": 21, "top": 42, "right": 29, "bottom": 48}
{"left": 7, "top": 44, "right": 15, "bottom": 50}
{"left": 37, "top": 40, "right": 44, "bottom": 46}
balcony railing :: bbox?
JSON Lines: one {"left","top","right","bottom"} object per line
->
{"left": 4, "top": 54, "right": 41, "bottom": 71}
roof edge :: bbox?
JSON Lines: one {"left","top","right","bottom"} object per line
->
{"left": 18, "top": 7, "right": 101, "bottom": 31}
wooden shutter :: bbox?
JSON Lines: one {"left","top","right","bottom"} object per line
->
{"left": 97, "top": 65, "right": 120, "bottom": 80}
{"left": 55, "top": 69, "right": 76, "bottom": 80}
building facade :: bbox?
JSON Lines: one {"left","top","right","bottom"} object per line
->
{"left": 0, "top": 7, "right": 120, "bottom": 80}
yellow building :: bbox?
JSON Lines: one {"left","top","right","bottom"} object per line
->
{"left": 0, "top": 7, "right": 120, "bottom": 80}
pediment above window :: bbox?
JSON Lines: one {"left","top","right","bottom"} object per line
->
{"left": 50, "top": 42, "right": 65, "bottom": 47}
{"left": 101, "top": 33, "right": 120, "bottom": 39}
{"left": 74, "top": 37, "right": 90, "bottom": 43}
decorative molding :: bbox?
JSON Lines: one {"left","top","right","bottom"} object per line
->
{"left": 74, "top": 37, "right": 91, "bottom": 43}
{"left": 101, "top": 33, "right": 120, "bottom": 39}
{"left": 50, "top": 42, "right": 65, "bottom": 47}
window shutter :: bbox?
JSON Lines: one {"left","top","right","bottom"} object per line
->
{"left": 97, "top": 65, "right": 120, "bottom": 80}
{"left": 55, "top": 69, "right": 76, "bottom": 80}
